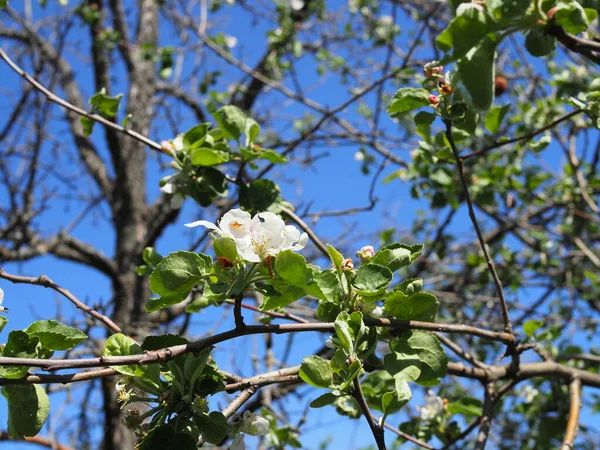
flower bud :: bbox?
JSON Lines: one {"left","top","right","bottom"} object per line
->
{"left": 342, "top": 258, "right": 354, "bottom": 271}
{"left": 239, "top": 411, "right": 270, "bottom": 436}
{"left": 160, "top": 140, "right": 175, "bottom": 154}
{"left": 356, "top": 245, "right": 375, "bottom": 264}
{"left": 371, "top": 306, "right": 383, "bottom": 318}
{"left": 423, "top": 61, "right": 443, "bottom": 79}
{"left": 325, "top": 337, "right": 335, "bottom": 349}
{"left": 428, "top": 95, "right": 440, "bottom": 107}
{"left": 121, "top": 409, "right": 142, "bottom": 430}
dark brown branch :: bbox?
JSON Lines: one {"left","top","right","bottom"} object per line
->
{"left": 0, "top": 318, "right": 515, "bottom": 372}
{"left": 351, "top": 359, "right": 386, "bottom": 450}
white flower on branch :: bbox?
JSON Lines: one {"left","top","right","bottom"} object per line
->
{"left": 185, "top": 209, "right": 307, "bottom": 262}
{"left": 417, "top": 390, "right": 444, "bottom": 421}
{"left": 0, "top": 287, "right": 6, "bottom": 312}
{"left": 239, "top": 411, "right": 270, "bottom": 436}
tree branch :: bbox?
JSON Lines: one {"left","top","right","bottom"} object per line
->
{"left": 560, "top": 377, "right": 582, "bottom": 450}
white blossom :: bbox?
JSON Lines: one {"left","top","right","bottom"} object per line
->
{"left": 239, "top": 411, "right": 270, "bottom": 436}
{"left": 290, "top": 0, "right": 305, "bottom": 11}
{"left": 225, "top": 35, "right": 238, "bottom": 48}
{"left": 0, "top": 287, "right": 5, "bottom": 312}
{"left": 354, "top": 151, "right": 365, "bottom": 161}
{"left": 520, "top": 385, "right": 539, "bottom": 403}
{"left": 371, "top": 306, "right": 383, "bottom": 318}
{"left": 185, "top": 209, "right": 308, "bottom": 262}
{"left": 172, "top": 134, "right": 184, "bottom": 151}
{"left": 417, "top": 390, "right": 444, "bottom": 421}
{"left": 378, "top": 15, "right": 394, "bottom": 26}
{"left": 229, "top": 434, "right": 246, "bottom": 450}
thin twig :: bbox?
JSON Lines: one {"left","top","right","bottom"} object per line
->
{"left": 378, "top": 418, "right": 434, "bottom": 449}
{"left": 0, "top": 48, "right": 165, "bottom": 153}
{"left": 560, "top": 377, "right": 582, "bottom": 450}
{"left": 461, "top": 110, "right": 583, "bottom": 161}
{"left": 0, "top": 268, "right": 122, "bottom": 334}
{"left": 224, "top": 366, "right": 300, "bottom": 393}
{"left": 444, "top": 121, "right": 513, "bottom": 335}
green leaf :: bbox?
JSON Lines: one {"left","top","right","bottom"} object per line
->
{"left": 25, "top": 320, "right": 87, "bottom": 351}
{"left": 102, "top": 333, "right": 141, "bottom": 377}
{"left": 327, "top": 244, "right": 344, "bottom": 271}
{"left": 299, "top": 355, "right": 333, "bottom": 388}
{"left": 0, "top": 330, "right": 41, "bottom": 379}
{"left": 310, "top": 392, "right": 338, "bottom": 408}
{"left": 387, "top": 88, "right": 431, "bottom": 115}
{"left": 0, "top": 0, "right": 7, "bottom": 8}
{"left": 213, "top": 105, "right": 247, "bottom": 141}
{"left": 352, "top": 264, "right": 393, "bottom": 296}
{"left": 183, "top": 123, "right": 211, "bottom": 149}
{"left": 487, "top": 0, "right": 532, "bottom": 19}
{"left": 190, "top": 147, "right": 230, "bottom": 166}
{"left": 103, "top": 333, "right": 162, "bottom": 392}
{"left": 81, "top": 116, "right": 95, "bottom": 136}
{"left": 484, "top": 104, "right": 511, "bottom": 134}
{"left": 239, "top": 179, "right": 280, "bottom": 212}
{"left": 89, "top": 88, "right": 122, "bottom": 117}
{"left": 0, "top": 316, "right": 8, "bottom": 333}
{"left": 437, "top": 4, "right": 492, "bottom": 59}
{"left": 213, "top": 236, "right": 238, "bottom": 261}
{"left": 382, "top": 376, "right": 412, "bottom": 417}
{"left": 386, "top": 330, "right": 447, "bottom": 383}
{"left": 244, "top": 117, "right": 260, "bottom": 147}
{"left": 457, "top": 36, "right": 497, "bottom": 111}
{"left": 271, "top": 250, "right": 334, "bottom": 302}
{"left": 2, "top": 384, "right": 50, "bottom": 439}
{"left": 553, "top": 1, "right": 589, "bottom": 34}
{"left": 143, "top": 247, "right": 163, "bottom": 266}
{"left": 372, "top": 243, "right": 423, "bottom": 272}
{"left": 523, "top": 319, "right": 544, "bottom": 337}
{"left": 147, "top": 251, "right": 210, "bottom": 312}
{"left": 525, "top": 29, "right": 557, "bottom": 57}
{"left": 395, "top": 278, "right": 423, "bottom": 295}
{"left": 259, "top": 285, "right": 306, "bottom": 311}
{"left": 334, "top": 314, "right": 354, "bottom": 354}
{"left": 384, "top": 291, "right": 439, "bottom": 322}
{"left": 195, "top": 411, "right": 228, "bottom": 444}
{"left": 139, "top": 425, "right": 197, "bottom": 450}
{"left": 447, "top": 397, "right": 483, "bottom": 416}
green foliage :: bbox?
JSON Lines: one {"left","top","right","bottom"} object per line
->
{"left": 147, "top": 251, "right": 211, "bottom": 312}
{"left": 25, "top": 320, "right": 87, "bottom": 350}
{"left": 387, "top": 88, "right": 431, "bottom": 115}
{"left": 2, "top": 384, "right": 50, "bottom": 439}
{"left": 299, "top": 355, "right": 333, "bottom": 388}
{"left": 384, "top": 330, "right": 448, "bottom": 383}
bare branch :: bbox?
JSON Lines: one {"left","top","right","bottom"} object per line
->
{"left": 561, "top": 377, "right": 582, "bottom": 450}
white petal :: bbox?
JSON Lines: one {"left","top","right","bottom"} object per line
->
{"left": 281, "top": 225, "right": 301, "bottom": 247}
{"left": 289, "top": 232, "right": 308, "bottom": 251}
{"left": 160, "top": 182, "right": 175, "bottom": 194}
{"left": 170, "top": 194, "right": 184, "bottom": 209}
{"left": 236, "top": 238, "right": 261, "bottom": 263}
{"left": 252, "top": 212, "right": 285, "bottom": 249}
{"left": 0, "top": 287, "right": 3, "bottom": 305}
{"left": 229, "top": 434, "right": 245, "bottom": 450}
{"left": 184, "top": 220, "right": 220, "bottom": 231}
{"left": 173, "top": 135, "right": 184, "bottom": 151}
{"left": 220, "top": 209, "right": 252, "bottom": 239}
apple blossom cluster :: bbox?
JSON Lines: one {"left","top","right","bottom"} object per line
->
{"left": 228, "top": 411, "right": 270, "bottom": 450}
{"left": 416, "top": 390, "right": 445, "bottom": 421}
{"left": 185, "top": 209, "right": 308, "bottom": 263}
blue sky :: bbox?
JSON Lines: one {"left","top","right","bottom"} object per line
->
{"left": 1, "top": 1, "right": 598, "bottom": 449}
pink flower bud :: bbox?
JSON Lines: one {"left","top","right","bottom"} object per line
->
{"left": 342, "top": 258, "right": 354, "bottom": 271}
{"left": 429, "top": 95, "right": 439, "bottom": 107}
{"left": 356, "top": 245, "right": 375, "bottom": 263}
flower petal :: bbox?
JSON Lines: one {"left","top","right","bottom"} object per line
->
{"left": 252, "top": 212, "right": 285, "bottom": 250}
{"left": 236, "top": 237, "right": 261, "bottom": 263}
{"left": 184, "top": 220, "right": 220, "bottom": 231}
{"left": 220, "top": 209, "right": 252, "bottom": 239}
{"left": 0, "top": 287, "right": 4, "bottom": 305}
{"left": 160, "top": 181, "right": 175, "bottom": 194}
